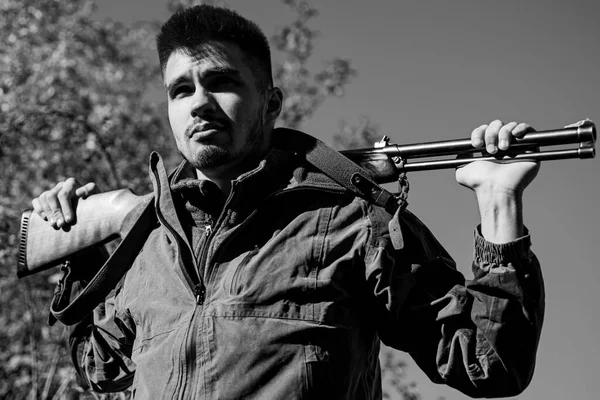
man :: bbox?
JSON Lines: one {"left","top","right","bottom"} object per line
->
{"left": 32, "top": 5, "right": 544, "bottom": 400}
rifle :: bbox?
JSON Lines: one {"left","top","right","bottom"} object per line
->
{"left": 17, "top": 121, "right": 596, "bottom": 277}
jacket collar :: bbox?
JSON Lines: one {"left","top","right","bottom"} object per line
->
{"left": 148, "top": 128, "right": 349, "bottom": 232}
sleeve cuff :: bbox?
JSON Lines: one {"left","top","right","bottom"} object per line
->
{"left": 473, "top": 225, "right": 533, "bottom": 272}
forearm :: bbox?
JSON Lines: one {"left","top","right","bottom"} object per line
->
{"left": 476, "top": 188, "right": 524, "bottom": 243}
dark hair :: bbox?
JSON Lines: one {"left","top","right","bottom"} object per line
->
{"left": 156, "top": 5, "right": 273, "bottom": 91}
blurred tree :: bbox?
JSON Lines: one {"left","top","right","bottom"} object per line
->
{"left": 0, "top": 0, "right": 172, "bottom": 398}
{"left": 380, "top": 346, "right": 421, "bottom": 400}
{"left": 0, "top": 0, "right": 419, "bottom": 398}
{"left": 333, "top": 115, "right": 382, "bottom": 150}
{"left": 270, "top": 0, "right": 356, "bottom": 128}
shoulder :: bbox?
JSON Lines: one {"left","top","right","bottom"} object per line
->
{"left": 120, "top": 193, "right": 155, "bottom": 236}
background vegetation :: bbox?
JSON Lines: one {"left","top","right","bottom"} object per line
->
{"left": 0, "top": 0, "right": 421, "bottom": 398}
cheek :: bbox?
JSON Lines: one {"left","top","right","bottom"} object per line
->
{"left": 216, "top": 95, "right": 242, "bottom": 121}
{"left": 168, "top": 105, "right": 186, "bottom": 137}
{"left": 219, "top": 93, "right": 260, "bottom": 123}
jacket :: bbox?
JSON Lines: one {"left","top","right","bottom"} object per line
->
{"left": 70, "top": 135, "right": 545, "bottom": 399}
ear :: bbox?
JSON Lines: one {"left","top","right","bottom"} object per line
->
{"left": 263, "top": 87, "right": 283, "bottom": 123}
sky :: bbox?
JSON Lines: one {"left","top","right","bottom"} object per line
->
{"left": 95, "top": 1, "right": 600, "bottom": 399}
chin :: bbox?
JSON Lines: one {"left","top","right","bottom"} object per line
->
{"left": 187, "top": 147, "right": 232, "bottom": 171}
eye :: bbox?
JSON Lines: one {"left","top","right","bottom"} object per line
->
{"left": 207, "top": 76, "right": 239, "bottom": 91}
{"left": 171, "top": 85, "right": 193, "bottom": 99}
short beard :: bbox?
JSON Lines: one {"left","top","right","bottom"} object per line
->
{"left": 184, "top": 114, "right": 265, "bottom": 173}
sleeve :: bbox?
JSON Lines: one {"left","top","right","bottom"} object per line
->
{"left": 68, "top": 287, "right": 136, "bottom": 393}
{"left": 66, "top": 201, "right": 152, "bottom": 393}
{"left": 366, "top": 208, "right": 545, "bottom": 398}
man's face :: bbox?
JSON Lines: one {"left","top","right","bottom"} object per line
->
{"left": 164, "top": 41, "right": 269, "bottom": 178}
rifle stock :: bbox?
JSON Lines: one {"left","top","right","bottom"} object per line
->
{"left": 17, "top": 189, "right": 146, "bottom": 277}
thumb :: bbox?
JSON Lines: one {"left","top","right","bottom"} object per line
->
{"left": 74, "top": 182, "right": 99, "bottom": 199}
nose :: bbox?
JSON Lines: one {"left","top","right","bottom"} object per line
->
{"left": 191, "top": 88, "right": 217, "bottom": 119}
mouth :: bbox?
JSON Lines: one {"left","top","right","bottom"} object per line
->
{"left": 187, "top": 122, "right": 226, "bottom": 140}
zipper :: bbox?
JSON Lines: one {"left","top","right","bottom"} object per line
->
{"left": 153, "top": 168, "right": 214, "bottom": 398}
{"left": 181, "top": 184, "right": 343, "bottom": 397}
{"left": 178, "top": 305, "right": 200, "bottom": 398}
{"left": 194, "top": 284, "right": 206, "bottom": 304}
{"left": 196, "top": 181, "right": 240, "bottom": 287}
{"left": 153, "top": 171, "right": 204, "bottom": 304}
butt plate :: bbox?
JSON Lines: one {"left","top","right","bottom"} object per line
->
{"left": 17, "top": 210, "right": 31, "bottom": 278}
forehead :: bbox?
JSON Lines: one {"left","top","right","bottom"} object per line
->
{"left": 164, "top": 41, "right": 252, "bottom": 85}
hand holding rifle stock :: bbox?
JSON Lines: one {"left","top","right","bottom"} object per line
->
{"left": 31, "top": 178, "right": 99, "bottom": 229}
{"left": 18, "top": 120, "right": 596, "bottom": 278}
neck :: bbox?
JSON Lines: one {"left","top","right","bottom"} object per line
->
{"left": 193, "top": 124, "right": 276, "bottom": 195}
{"left": 195, "top": 169, "right": 233, "bottom": 195}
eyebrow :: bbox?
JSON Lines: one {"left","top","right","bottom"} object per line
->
{"left": 165, "top": 75, "right": 189, "bottom": 95}
{"left": 202, "top": 66, "right": 243, "bottom": 80}
{"left": 165, "top": 67, "right": 243, "bottom": 94}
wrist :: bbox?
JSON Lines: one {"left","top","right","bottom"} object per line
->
{"left": 476, "top": 187, "right": 524, "bottom": 243}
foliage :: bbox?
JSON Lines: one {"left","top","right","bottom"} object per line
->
{"left": 380, "top": 346, "right": 421, "bottom": 400}
{"left": 333, "top": 116, "right": 382, "bottom": 150}
{"left": 0, "top": 0, "right": 173, "bottom": 398}
{"left": 271, "top": 0, "right": 356, "bottom": 128}
{"left": 0, "top": 0, "right": 418, "bottom": 399}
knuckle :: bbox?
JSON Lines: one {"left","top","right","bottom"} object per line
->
{"left": 47, "top": 190, "right": 59, "bottom": 202}
{"left": 65, "top": 177, "right": 80, "bottom": 191}
{"left": 484, "top": 127, "right": 496, "bottom": 137}
{"left": 38, "top": 192, "right": 51, "bottom": 207}
{"left": 472, "top": 125, "right": 486, "bottom": 136}
{"left": 48, "top": 187, "right": 60, "bottom": 198}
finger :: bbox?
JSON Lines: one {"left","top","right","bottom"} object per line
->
{"left": 31, "top": 198, "right": 47, "bottom": 220}
{"left": 75, "top": 182, "right": 97, "bottom": 199}
{"left": 37, "top": 188, "right": 58, "bottom": 228}
{"left": 58, "top": 178, "right": 78, "bottom": 225}
{"left": 512, "top": 122, "right": 535, "bottom": 138}
{"left": 46, "top": 186, "right": 65, "bottom": 229}
{"left": 484, "top": 119, "right": 504, "bottom": 154}
{"left": 470, "top": 124, "right": 488, "bottom": 148}
{"left": 37, "top": 187, "right": 55, "bottom": 223}
{"left": 498, "top": 121, "right": 518, "bottom": 150}
{"left": 38, "top": 192, "right": 51, "bottom": 221}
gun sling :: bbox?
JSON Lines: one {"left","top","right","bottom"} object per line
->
{"left": 49, "top": 199, "right": 156, "bottom": 325}
{"left": 49, "top": 130, "right": 399, "bottom": 325}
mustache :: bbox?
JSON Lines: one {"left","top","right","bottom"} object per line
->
{"left": 186, "top": 118, "right": 230, "bottom": 138}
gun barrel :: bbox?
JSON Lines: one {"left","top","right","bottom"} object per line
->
{"left": 342, "top": 120, "right": 596, "bottom": 182}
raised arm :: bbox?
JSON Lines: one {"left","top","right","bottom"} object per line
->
{"left": 456, "top": 120, "right": 540, "bottom": 242}
{"left": 369, "top": 120, "right": 544, "bottom": 398}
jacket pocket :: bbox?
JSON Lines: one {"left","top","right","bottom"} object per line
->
{"left": 228, "top": 245, "right": 260, "bottom": 296}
